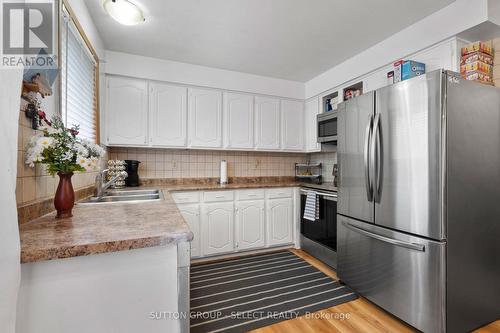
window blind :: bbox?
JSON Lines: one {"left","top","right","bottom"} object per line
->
{"left": 61, "top": 8, "right": 98, "bottom": 142}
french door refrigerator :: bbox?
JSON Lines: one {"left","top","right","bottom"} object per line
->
{"left": 337, "top": 70, "right": 500, "bottom": 333}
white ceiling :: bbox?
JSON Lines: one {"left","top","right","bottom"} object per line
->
{"left": 86, "top": 0, "right": 455, "bottom": 82}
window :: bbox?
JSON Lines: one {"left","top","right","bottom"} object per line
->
{"left": 60, "top": 2, "right": 99, "bottom": 142}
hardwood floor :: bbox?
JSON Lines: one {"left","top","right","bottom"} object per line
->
{"left": 249, "top": 249, "right": 500, "bottom": 333}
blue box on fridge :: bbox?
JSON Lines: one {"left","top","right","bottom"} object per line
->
{"left": 401, "top": 61, "right": 425, "bottom": 81}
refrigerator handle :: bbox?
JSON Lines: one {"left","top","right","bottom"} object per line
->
{"left": 364, "top": 114, "right": 373, "bottom": 201}
{"left": 372, "top": 113, "right": 381, "bottom": 202}
{"left": 342, "top": 221, "right": 426, "bottom": 252}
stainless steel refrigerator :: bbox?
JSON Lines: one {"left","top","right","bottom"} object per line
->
{"left": 337, "top": 70, "right": 500, "bottom": 333}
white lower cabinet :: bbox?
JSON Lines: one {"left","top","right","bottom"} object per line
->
{"left": 201, "top": 202, "right": 235, "bottom": 256}
{"left": 175, "top": 188, "right": 296, "bottom": 259}
{"left": 177, "top": 204, "right": 201, "bottom": 258}
{"left": 266, "top": 198, "right": 294, "bottom": 246}
{"left": 235, "top": 200, "right": 265, "bottom": 251}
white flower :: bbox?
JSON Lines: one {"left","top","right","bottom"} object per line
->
{"left": 74, "top": 143, "right": 89, "bottom": 157}
{"left": 76, "top": 155, "right": 89, "bottom": 169}
{"left": 61, "top": 150, "right": 75, "bottom": 161}
{"left": 25, "top": 149, "right": 43, "bottom": 167}
{"left": 36, "top": 136, "right": 54, "bottom": 149}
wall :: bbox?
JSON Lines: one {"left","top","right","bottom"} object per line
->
{"left": 0, "top": 68, "right": 23, "bottom": 333}
{"left": 104, "top": 51, "right": 304, "bottom": 99}
{"left": 16, "top": 104, "right": 100, "bottom": 206}
{"left": 305, "top": 0, "right": 492, "bottom": 98}
{"left": 108, "top": 148, "right": 307, "bottom": 179}
{"left": 15, "top": 0, "right": 105, "bottom": 208}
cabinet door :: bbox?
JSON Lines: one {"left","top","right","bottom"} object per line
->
{"left": 223, "top": 92, "right": 254, "bottom": 149}
{"left": 281, "top": 100, "right": 305, "bottom": 151}
{"left": 188, "top": 88, "right": 222, "bottom": 148}
{"left": 266, "top": 198, "right": 294, "bottom": 246}
{"left": 149, "top": 83, "right": 187, "bottom": 147}
{"left": 202, "top": 202, "right": 234, "bottom": 256}
{"left": 177, "top": 204, "right": 201, "bottom": 258}
{"left": 305, "top": 97, "right": 320, "bottom": 152}
{"left": 255, "top": 96, "right": 281, "bottom": 150}
{"left": 236, "top": 200, "right": 265, "bottom": 251}
{"left": 106, "top": 76, "right": 148, "bottom": 145}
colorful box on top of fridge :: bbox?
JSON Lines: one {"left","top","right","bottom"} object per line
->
{"left": 393, "top": 59, "right": 405, "bottom": 83}
{"left": 460, "top": 51, "right": 494, "bottom": 66}
{"left": 461, "top": 70, "right": 494, "bottom": 85}
{"left": 401, "top": 60, "right": 426, "bottom": 81}
{"left": 460, "top": 61, "right": 493, "bottom": 75}
{"left": 461, "top": 41, "right": 493, "bottom": 56}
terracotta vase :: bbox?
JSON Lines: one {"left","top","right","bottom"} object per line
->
{"left": 54, "top": 171, "right": 75, "bottom": 218}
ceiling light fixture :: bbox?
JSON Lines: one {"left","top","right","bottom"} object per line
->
{"left": 103, "top": 0, "right": 145, "bottom": 26}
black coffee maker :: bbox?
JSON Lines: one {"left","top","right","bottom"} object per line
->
{"left": 124, "top": 160, "right": 141, "bottom": 187}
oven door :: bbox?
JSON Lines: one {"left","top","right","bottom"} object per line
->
{"left": 300, "top": 189, "right": 338, "bottom": 268}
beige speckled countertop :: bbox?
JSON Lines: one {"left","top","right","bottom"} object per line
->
{"left": 19, "top": 180, "right": 301, "bottom": 264}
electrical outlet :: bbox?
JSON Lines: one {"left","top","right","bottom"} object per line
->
{"left": 172, "top": 160, "right": 178, "bottom": 170}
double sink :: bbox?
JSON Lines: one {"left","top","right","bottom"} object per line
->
{"left": 79, "top": 189, "right": 163, "bottom": 205}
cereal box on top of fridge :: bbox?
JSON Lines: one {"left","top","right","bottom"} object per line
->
{"left": 461, "top": 41, "right": 493, "bottom": 56}
{"left": 393, "top": 59, "right": 405, "bottom": 83}
{"left": 462, "top": 70, "right": 493, "bottom": 85}
{"left": 401, "top": 60, "right": 426, "bottom": 81}
{"left": 460, "top": 52, "right": 494, "bottom": 66}
{"left": 460, "top": 61, "right": 493, "bottom": 75}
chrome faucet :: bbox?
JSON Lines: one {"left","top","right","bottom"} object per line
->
{"left": 95, "top": 169, "right": 128, "bottom": 198}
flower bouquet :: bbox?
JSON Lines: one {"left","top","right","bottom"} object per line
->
{"left": 25, "top": 117, "right": 105, "bottom": 218}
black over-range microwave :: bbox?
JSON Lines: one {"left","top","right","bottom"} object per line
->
{"left": 317, "top": 111, "right": 337, "bottom": 143}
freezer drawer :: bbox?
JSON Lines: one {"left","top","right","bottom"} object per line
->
{"left": 337, "top": 215, "right": 446, "bottom": 333}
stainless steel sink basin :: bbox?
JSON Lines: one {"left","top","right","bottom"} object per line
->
{"left": 78, "top": 189, "right": 164, "bottom": 205}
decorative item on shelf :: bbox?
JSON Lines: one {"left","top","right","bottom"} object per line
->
{"left": 343, "top": 81, "right": 363, "bottom": 101}
{"left": 322, "top": 91, "right": 339, "bottom": 113}
{"left": 107, "top": 160, "right": 127, "bottom": 188}
{"left": 21, "top": 72, "right": 55, "bottom": 130}
{"left": 460, "top": 40, "right": 494, "bottom": 85}
{"left": 25, "top": 117, "right": 105, "bottom": 218}
{"left": 295, "top": 163, "right": 322, "bottom": 184}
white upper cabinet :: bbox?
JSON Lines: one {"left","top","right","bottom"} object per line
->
{"left": 149, "top": 83, "right": 187, "bottom": 147}
{"left": 255, "top": 96, "right": 281, "bottom": 150}
{"left": 223, "top": 92, "right": 254, "bottom": 149}
{"left": 305, "top": 97, "right": 320, "bottom": 152}
{"left": 188, "top": 87, "right": 222, "bottom": 148}
{"left": 235, "top": 200, "right": 265, "bottom": 251}
{"left": 281, "top": 100, "right": 304, "bottom": 151}
{"left": 106, "top": 76, "right": 148, "bottom": 146}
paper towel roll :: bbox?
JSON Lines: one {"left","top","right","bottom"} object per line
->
{"left": 220, "top": 160, "right": 228, "bottom": 184}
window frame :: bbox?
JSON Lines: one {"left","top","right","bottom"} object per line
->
{"left": 59, "top": 0, "right": 100, "bottom": 144}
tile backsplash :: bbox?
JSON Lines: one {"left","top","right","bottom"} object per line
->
{"left": 108, "top": 148, "right": 308, "bottom": 179}
{"left": 309, "top": 152, "right": 337, "bottom": 182}
{"left": 16, "top": 103, "right": 100, "bottom": 207}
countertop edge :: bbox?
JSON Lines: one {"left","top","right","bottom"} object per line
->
{"left": 20, "top": 182, "right": 299, "bottom": 264}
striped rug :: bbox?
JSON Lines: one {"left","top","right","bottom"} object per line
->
{"left": 190, "top": 251, "right": 357, "bottom": 333}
